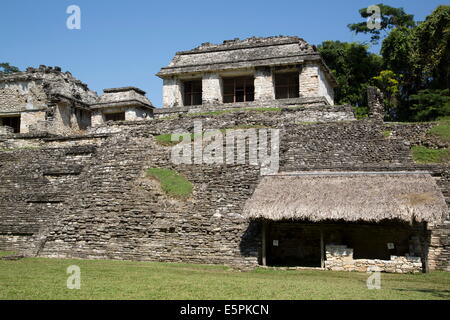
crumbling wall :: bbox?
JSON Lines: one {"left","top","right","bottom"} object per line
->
{"left": 0, "top": 80, "right": 47, "bottom": 113}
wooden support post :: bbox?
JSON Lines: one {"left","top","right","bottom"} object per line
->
{"left": 262, "top": 221, "right": 267, "bottom": 266}
{"left": 320, "top": 228, "right": 324, "bottom": 269}
{"left": 422, "top": 222, "right": 430, "bottom": 273}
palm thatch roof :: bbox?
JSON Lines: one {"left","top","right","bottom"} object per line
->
{"left": 243, "top": 172, "right": 448, "bottom": 223}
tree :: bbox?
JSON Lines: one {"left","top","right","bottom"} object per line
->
{"left": 410, "top": 89, "right": 450, "bottom": 121}
{"left": 348, "top": 4, "right": 415, "bottom": 44}
{"left": 411, "top": 5, "right": 450, "bottom": 90}
{"left": 371, "top": 70, "right": 400, "bottom": 120}
{"left": 0, "top": 63, "right": 20, "bottom": 74}
{"left": 318, "top": 41, "right": 382, "bottom": 116}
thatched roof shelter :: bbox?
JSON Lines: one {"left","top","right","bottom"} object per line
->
{"left": 243, "top": 172, "right": 448, "bottom": 223}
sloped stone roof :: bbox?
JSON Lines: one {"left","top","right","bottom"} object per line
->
{"left": 157, "top": 36, "right": 326, "bottom": 77}
{"left": 91, "top": 87, "right": 153, "bottom": 109}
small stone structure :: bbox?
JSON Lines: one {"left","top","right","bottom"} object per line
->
{"left": 157, "top": 36, "right": 336, "bottom": 109}
{"left": 91, "top": 87, "right": 154, "bottom": 126}
{"left": 0, "top": 66, "right": 153, "bottom": 134}
{"left": 325, "top": 245, "right": 423, "bottom": 273}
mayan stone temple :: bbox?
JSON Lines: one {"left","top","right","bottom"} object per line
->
{"left": 0, "top": 36, "right": 449, "bottom": 273}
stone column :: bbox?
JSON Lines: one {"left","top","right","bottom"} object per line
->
{"left": 367, "top": 86, "right": 384, "bottom": 121}
{"left": 299, "top": 62, "right": 320, "bottom": 98}
{"left": 254, "top": 67, "right": 275, "bottom": 101}
{"left": 202, "top": 73, "right": 222, "bottom": 105}
{"left": 91, "top": 111, "right": 104, "bottom": 127}
{"left": 162, "top": 77, "right": 183, "bottom": 108}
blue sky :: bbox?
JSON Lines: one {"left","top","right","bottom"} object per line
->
{"left": 0, "top": 0, "right": 445, "bottom": 107}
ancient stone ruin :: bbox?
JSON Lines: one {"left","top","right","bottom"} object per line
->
{"left": 0, "top": 36, "right": 449, "bottom": 273}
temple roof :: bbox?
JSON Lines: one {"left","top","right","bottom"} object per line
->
{"left": 157, "top": 36, "right": 331, "bottom": 77}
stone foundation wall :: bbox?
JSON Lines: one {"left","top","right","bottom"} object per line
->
{"left": 325, "top": 245, "right": 422, "bottom": 273}
{"left": 0, "top": 110, "right": 449, "bottom": 270}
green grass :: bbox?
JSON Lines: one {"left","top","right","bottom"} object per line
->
{"left": 411, "top": 146, "right": 450, "bottom": 164}
{"left": 428, "top": 121, "right": 450, "bottom": 142}
{"left": 382, "top": 130, "right": 392, "bottom": 138}
{"left": 0, "top": 256, "right": 449, "bottom": 299}
{"left": 146, "top": 168, "right": 193, "bottom": 199}
{"left": 154, "top": 133, "right": 182, "bottom": 146}
{"left": 0, "top": 251, "right": 15, "bottom": 257}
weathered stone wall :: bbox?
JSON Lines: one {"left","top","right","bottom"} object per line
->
{"left": 0, "top": 80, "right": 47, "bottom": 113}
{"left": 254, "top": 67, "right": 275, "bottom": 101}
{"left": 325, "top": 245, "right": 422, "bottom": 273}
{"left": 0, "top": 66, "right": 98, "bottom": 134}
{"left": 202, "top": 73, "right": 223, "bottom": 105}
{"left": 318, "top": 67, "right": 334, "bottom": 105}
{"left": 162, "top": 78, "right": 183, "bottom": 108}
{"left": 0, "top": 110, "right": 449, "bottom": 271}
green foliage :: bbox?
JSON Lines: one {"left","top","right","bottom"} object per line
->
{"left": 146, "top": 168, "right": 193, "bottom": 199}
{"left": 318, "top": 41, "right": 382, "bottom": 111}
{"left": 371, "top": 70, "right": 400, "bottom": 120}
{"left": 411, "top": 5, "right": 450, "bottom": 90}
{"left": 348, "top": 4, "right": 415, "bottom": 44}
{"left": 410, "top": 89, "right": 450, "bottom": 121}
{"left": 411, "top": 146, "right": 450, "bottom": 164}
{"left": 1, "top": 257, "right": 449, "bottom": 299}
{"left": 344, "top": 4, "right": 450, "bottom": 121}
{"left": 0, "top": 63, "right": 20, "bottom": 74}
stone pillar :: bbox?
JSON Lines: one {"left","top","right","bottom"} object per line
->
{"left": 202, "top": 73, "right": 223, "bottom": 105}
{"left": 367, "top": 86, "right": 384, "bottom": 121}
{"left": 254, "top": 67, "right": 274, "bottom": 101}
{"left": 162, "top": 77, "right": 183, "bottom": 108}
{"left": 299, "top": 62, "right": 320, "bottom": 98}
{"left": 91, "top": 111, "right": 104, "bottom": 127}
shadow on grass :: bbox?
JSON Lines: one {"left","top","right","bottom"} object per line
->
{"left": 394, "top": 288, "right": 450, "bottom": 299}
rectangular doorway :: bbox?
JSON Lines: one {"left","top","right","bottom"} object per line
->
{"left": 0, "top": 115, "right": 21, "bottom": 133}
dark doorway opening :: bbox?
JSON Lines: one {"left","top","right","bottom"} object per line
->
{"left": 104, "top": 112, "right": 125, "bottom": 122}
{"left": 223, "top": 76, "right": 255, "bottom": 103}
{"left": 274, "top": 72, "right": 299, "bottom": 99}
{"left": 183, "top": 80, "right": 202, "bottom": 106}
{"left": 262, "top": 220, "right": 421, "bottom": 268}
{"left": 266, "top": 222, "right": 321, "bottom": 267}
{"left": 0, "top": 116, "right": 21, "bottom": 133}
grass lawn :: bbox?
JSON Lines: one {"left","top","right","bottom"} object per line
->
{"left": 0, "top": 255, "right": 449, "bottom": 300}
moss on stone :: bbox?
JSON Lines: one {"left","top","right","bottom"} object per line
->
{"left": 146, "top": 168, "right": 193, "bottom": 199}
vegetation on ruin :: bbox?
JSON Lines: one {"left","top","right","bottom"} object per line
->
{"left": 411, "top": 146, "right": 450, "bottom": 164}
{"left": 428, "top": 119, "right": 450, "bottom": 142}
{"left": 154, "top": 133, "right": 182, "bottom": 146}
{"left": 0, "top": 255, "right": 449, "bottom": 299}
{"left": 0, "top": 62, "right": 20, "bottom": 75}
{"left": 382, "top": 130, "right": 392, "bottom": 138}
{"left": 146, "top": 168, "right": 193, "bottom": 199}
{"left": 320, "top": 4, "right": 450, "bottom": 122}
